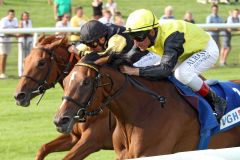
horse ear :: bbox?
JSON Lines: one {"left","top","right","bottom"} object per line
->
{"left": 46, "top": 37, "right": 67, "bottom": 49}
{"left": 60, "top": 35, "right": 68, "bottom": 45}
{"left": 42, "top": 35, "right": 57, "bottom": 45}
{"left": 37, "top": 34, "right": 45, "bottom": 44}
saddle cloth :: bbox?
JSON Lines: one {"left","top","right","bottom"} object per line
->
{"left": 168, "top": 76, "right": 240, "bottom": 150}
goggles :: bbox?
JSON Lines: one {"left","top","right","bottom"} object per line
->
{"left": 128, "top": 30, "right": 150, "bottom": 42}
{"left": 84, "top": 40, "right": 99, "bottom": 48}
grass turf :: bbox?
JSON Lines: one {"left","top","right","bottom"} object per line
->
{"left": 0, "top": 0, "right": 240, "bottom": 160}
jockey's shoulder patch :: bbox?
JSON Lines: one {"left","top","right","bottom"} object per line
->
{"left": 76, "top": 43, "right": 91, "bottom": 56}
{"left": 108, "top": 34, "right": 127, "bottom": 53}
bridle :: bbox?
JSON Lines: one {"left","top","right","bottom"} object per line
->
{"left": 21, "top": 46, "right": 80, "bottom": 104}
{"left": 62, "top": 62, "right": 128, "bottom": 122}
{"left": 61, "top": 62, "right": 166, "bottom": 122}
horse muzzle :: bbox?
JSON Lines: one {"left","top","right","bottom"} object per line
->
{"left": 53, "top": 116, "right": 75, "bottom": 134}
{"left": 14, "top": 91, "right": 31, "bottom": 107}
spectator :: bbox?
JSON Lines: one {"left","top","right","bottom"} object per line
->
{"left": 56, "top": 13, "right": 71, "bottom": 28}
{"left": 55, "top": 13, "right": 71, "bottom": 35}
{"left": 183, "top": 11, "right": 195, "bottom": 23}
{"left": 70, "top": 6, "right": 88, "bottom": 45}
{"left": 159, "top": 5, "right": 175, "bottom": 23}
{"left": 206, "top": 4, "right": 224, "bottom": 49}
{"left": 114, "top": 11, "right": 125, "bottom": 26}
{"left": 48, "top": 0, "right": 52, "bottom": 5}
{"left": 0, "top": 9, "right": 18, "bottom": 79}
{"left": 0, "top": 0, "right": 4, "bottom": 5}
{"left": 92, "top": 0, "right": 103, "bottom": 20}
{"left": 105, "top": 0, "right": 117, "bottom": 16}
{"left": 18, "top": 11, "right": 33, "bottom": 77}
{"left": 220, "top": 9, "right": 240, "bottom": 66}
{"left": 53, "top": 0, "right": 72, "bottom": 21}
{"left": 98, "top": 9, "right": 114, "bottom": 24}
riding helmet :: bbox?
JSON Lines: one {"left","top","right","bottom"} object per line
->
{"left": 80, "top": 20, "right": 108, "bottom": 43}
{"left": 124, "top": 9, "right": 159, "bottom": 33}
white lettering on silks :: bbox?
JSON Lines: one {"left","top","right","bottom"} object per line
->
{"left": 220, "top": 107, "right": 240, "bottom": 130}
{"left": 233, "top": 88, "right": 240, "bottom": 96}
{"left": 133, "top": 52, "right": 161, "bottom": 67}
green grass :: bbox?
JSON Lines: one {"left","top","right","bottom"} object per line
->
{"left": 0, "top": 0, "right": 240, "bottom": 160}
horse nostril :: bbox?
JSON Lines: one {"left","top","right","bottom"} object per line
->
{"left": 14, "top": 92, "right": 27, "bottom": 101}
{"left": 54, "top": 117, "right": 71, "bottom": 127}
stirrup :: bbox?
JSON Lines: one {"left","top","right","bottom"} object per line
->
{"left": 213, "top": 111, "right": 223, "bottom": 123}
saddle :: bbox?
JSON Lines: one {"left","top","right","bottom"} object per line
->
{"left": 169, "top": 76, "right": 240, "bottom": 149}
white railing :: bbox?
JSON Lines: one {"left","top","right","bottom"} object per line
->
{"left": 0, "top": 27, "right": 81, "bottom": 34}
{"left": 198, "top": 23, "right": 240, "bottom": 29}
{"left": 130, "top": 147, "right": 240, "bottom": 160}
{"left": 1, "top": 23, "right": 240, "bottom": 34}
{"left": 0, "top": 23, "right": 239, "bottom": 47}
{"left": 0, "top": 27, "right": 81, "bottom": 47}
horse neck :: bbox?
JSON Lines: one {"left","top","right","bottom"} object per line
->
{"left": 54, "top": 47, "right": 78, "bottom": 86}
{"left": 100, "top": 66, "right": 163, "bottom": 122}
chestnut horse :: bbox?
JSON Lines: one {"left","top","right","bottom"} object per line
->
{"left": 54, "top": 58, "right": 240, "bottom": 159}
{"left": 14, "top": 35, "right": 115, "bottom": 160}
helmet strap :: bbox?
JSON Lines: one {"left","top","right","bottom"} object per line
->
{"left": 147, "top": 28, "right": 158, "bottom": 48}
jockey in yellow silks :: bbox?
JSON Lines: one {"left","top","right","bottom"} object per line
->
{"left": 120, "top": 9, "right": 226, "bottom": 121}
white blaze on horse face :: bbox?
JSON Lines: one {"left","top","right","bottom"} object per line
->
{"left": 69, "top": 71, "right": 77, "bottom": 87}
{"left": 59, "top": 99, "right": 67, "bottom": 109}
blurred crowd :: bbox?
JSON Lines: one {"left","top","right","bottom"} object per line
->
{"left": 0, "top": 0, "right": 240, "bottom": 79}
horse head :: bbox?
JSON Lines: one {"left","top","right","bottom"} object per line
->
{"left": 14, "top": 34, "right": 79, "bottom": 107}
{"left": 54, "top": 54, "right": 115, "bottom": 134}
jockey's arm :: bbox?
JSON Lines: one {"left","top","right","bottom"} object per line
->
{"left": 139, "top": 31, "right": 185, "bottom": 80}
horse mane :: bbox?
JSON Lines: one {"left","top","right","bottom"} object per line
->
{"left": 36, "top": 34, "right": 69, "bottom": 47}
{"left": 80, "top": 52, "right": 133, "bottom": 71}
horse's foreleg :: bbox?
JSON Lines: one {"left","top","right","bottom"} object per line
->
{"left": 63, "top": 134, "right": 102, "bottom": 160}
{"left": 35, "top": 134, "right": 79, "bottom": 160}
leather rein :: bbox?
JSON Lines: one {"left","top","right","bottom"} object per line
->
{"left": 62, "top": 63, "right": 166, "bottom": 122}
{"left": 21, "top": 46, "right": 80, "bottom": 105}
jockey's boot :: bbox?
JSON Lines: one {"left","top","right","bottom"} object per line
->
{"left": 198, "top": 82, "right": 227, "bottom": 121}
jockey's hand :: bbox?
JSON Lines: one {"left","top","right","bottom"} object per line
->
{"left": 120, "top": 65, "right": 139, "bottom": 76}
{"left": 68, "top": 45, "right": 78, "bottom": 54}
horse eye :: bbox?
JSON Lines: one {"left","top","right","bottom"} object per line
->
{"left": 37, "top": 60, "right": 46, "bottom": 68}
{"left": 82, "top": 79, "right": 90, "bottom": 86}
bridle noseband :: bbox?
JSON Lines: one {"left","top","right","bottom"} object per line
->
{"left": 21, "top": 46, "right": 79, "bottom": 105}
{"left": 61, "top": 62, "right": 166, "bottom": 122}
{"left": 21, "top": 48, "right": 56, "bottom": 93}
{"left": 62, "top": 62, "right": 128, "bottom": 122}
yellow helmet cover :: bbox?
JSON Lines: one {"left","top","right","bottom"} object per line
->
{"left": 124, "top": 9, "right": 159, "bottom": 33}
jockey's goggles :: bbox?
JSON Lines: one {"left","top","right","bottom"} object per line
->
{"left": 128, "top": 30, "right": 150, "bottom": 42}
{"left": 84, "top": 40, "right": 99, "bottom": 48}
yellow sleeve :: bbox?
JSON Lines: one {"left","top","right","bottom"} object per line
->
{"left": 101, "top": 34, "right": 127, "bottom": 54}
{"left": 76, "top": 43, "right": 91, "bottom": 56}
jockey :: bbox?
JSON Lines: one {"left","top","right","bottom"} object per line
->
{"left": 77, "top": 20, "right": 156, "bottom": 65}
{"left": 120, "top": 9, "right": 226, "bottom": 121}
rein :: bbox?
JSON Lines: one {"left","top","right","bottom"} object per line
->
{"left": 62, "top": 62, "right": 127, "bottom": 122}
{"left": 62, "top": 62, "right": 166, "bottom": 123}
{"left": 127, "top": 76, "right": 166, "bottom": 107}
{"left": 21, "top": 48, "right": 55, "bottom": 95}
{"left": 21, "top": 46, "right": 80, "bottom": 105}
